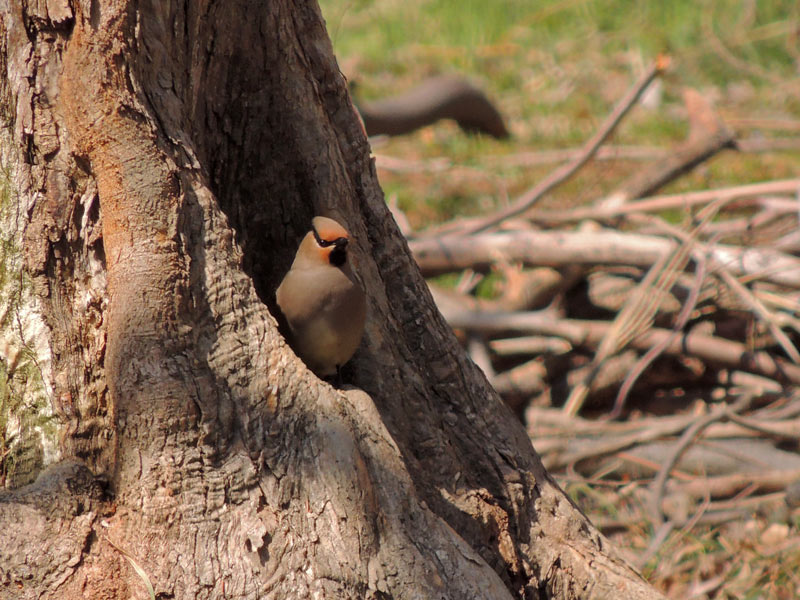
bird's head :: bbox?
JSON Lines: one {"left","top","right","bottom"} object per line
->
{"left": 308, "top": 216, "right": 351, "bottom": 267}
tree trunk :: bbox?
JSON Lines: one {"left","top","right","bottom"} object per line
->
{"left": 0, "top": 1, "right": 665, "bottom": 599}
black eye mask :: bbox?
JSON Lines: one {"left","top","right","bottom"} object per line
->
{"left": 329, "top": 245, "right": 347, "bottom": 267}
{"left": 312, "top": 226, "right": 348, "bottom": 249}
{"left": 312, "top": 226, "right": 348, "bottom": 267}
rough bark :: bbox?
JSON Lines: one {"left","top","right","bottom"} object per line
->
{"left": 0, "top": 1, "right": 665, "bottom": 599}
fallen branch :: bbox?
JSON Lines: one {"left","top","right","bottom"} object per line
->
{"left": 600, "top": 88, "right": 737, "bottom": 208}
{"left": 441, "top": 309, "right": 800, "bottom": 385}
{"left": 491, "top": 359, "right": 547, "bottom": 404}
{"left": 477, "top": 137, "right": 800, "bottom": 171}
{"left": 528, "top": 404, "right": 800, "bottom": 442}
{"left": 648, "top": 396, "right": 751, "bottom": 525}
{"left": 564, "top": 209, "right": 713, "bottom": 415}
{"left": 490, "top": 336, "right": 572, "bottom": 356}
{"left": 531, "top": 178, "right": 800, "bottom": 223}
{"left": 411, "top": 229, "right": 800, "bottom": 288}
{"left": 670, "top": 468, "right": 800, "bottom": 500}
{"left": 593, "top": 491, "right": 786, "bottom": 534}
{"left": 534, "top": 421, "right": 800, "bottom": 474}
{"left": 608, "top": 245, "right": 709, "bottom": 419}
{"left": 441, "top": 56, "right": 670, "bottom": 236}
{"left": 356, "top": 74, "right": 509, "bottom": 138}
{"left": 428, "top": 267, "right": 563, "bottom": 315}
{"left": 633, "top": 213, "right": 800, "bottom": 363}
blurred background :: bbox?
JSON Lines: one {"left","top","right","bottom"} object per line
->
{"left": 320, "top": 2, "right": 800, "bottom": 598}
{"left": 322, "top": 0, "right": 798, "bottom": 226}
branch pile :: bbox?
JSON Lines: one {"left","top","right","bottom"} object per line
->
{"left": 396, "top": 58, "right": 800, "bottom": 570}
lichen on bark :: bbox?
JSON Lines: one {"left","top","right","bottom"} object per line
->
{"left": 0, "top": 133, "right": 58, "bottom": 489}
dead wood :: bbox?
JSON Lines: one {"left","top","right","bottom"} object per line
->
{"left": 428, "top": 267, "right": 563, "bottom": 315}
{"left": 565, "top": 351, "right": 640, "bottom": 398}
{"left": 576, "top": 437, "right": 800, "bottom": 482}
{"left": 425, "top": 57, "right": 670, "bottom": 237}
{"left": 530, "top": 410, "right": 800, "bottom": 474}
{"left": 410, "top": 228, "right": 800, "bottom": 288}
{"left": 440, "top": 309, "right": 800, "bottom": 385}
{"left": 356, "top": 74, "right": 509, "bottom": 138}
{"left": 671, "top": 468, "right": 800, "bottom": 500}
{"left": 648, "top": 396, "right": 752, "bottom": 524}
{"left": 600, "top": 88, "right": 737, "bottom": 208}
{"left": 532, "top": 178, "right": 800, "bottom": 223}
{"left": 491, "top": 359, "right": 547, "bottom": 405}
{"left": 491, "top": 336, "right": 572, "bottom": 355}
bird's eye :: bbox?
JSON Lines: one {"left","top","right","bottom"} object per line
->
{"left": 312, "top": 227, "right": 347, "bottom": 249}
{"left": 312, "top": 227, "right": 324, "bottom": 246}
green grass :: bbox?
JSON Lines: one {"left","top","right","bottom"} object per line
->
{"left": 321, "top": 0, "right": 800, "bottom": 228}
{"left": 324, "top": 0, "right": 799, "bottom": 91}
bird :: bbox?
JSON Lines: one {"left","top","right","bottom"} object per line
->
{"left": 276, "top": 216, "right": 367, "bottom": 379}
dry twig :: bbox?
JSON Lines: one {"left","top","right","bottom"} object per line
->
{"left": 607, "top": 246, "right": 709, "bottom": 420}
{"left": 432, "top": 56, "right": 671, "bottom": 237}
{"left": 531, "top": 178, "right": 800, "bottom": 223}
{"left": 647, "top": 396, "right": 752, "bottom": 526}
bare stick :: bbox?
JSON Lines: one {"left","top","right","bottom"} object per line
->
{"left": 478, "top": 137, "right": 800, "bottom": 171}
{"left": 562, "top": 235, "right": 691, "bottom": 416}
{"left": 483, "top": 145, "right": 668, "bottom": 167}
{"left": 718, "top": 266, "right": 800, "bottom": 361}
{"left": 534, "top": 418, "right": 800, "bottom": 473}
{"left": 532, "top": 178, "right": 800, "bottom": 223}
{"left": 528, "top": 401, "right": 800, "bottom": 440}
{"left": 441, "top": 309, "right": 800, "bottom": 385}
{"left": 453, "top": 56, "right": 670, "bottom": 236}
{"left": 564, "top": 202, "right": 726, "bottom": 415}
{"left": 648, "top": 396, "right": 752, "bottom": 525}
{"left": 724, "top": 412, "right": 800, "bottom": 440}
{"left": 600, "top": 87, "right": 736, "bottom": 208}
{"left": 490, "top": 336, "right": 572, "bottom": 355}
{"left": 641, "top": 214, "right": 800, "bottom": 364}
{"left": 635, "top": 521, "right": 676, "bottom": 570}
{"left": 607, "top": 245, "right": 709, "bottom": 420}
{"left": 410, "top": 228, "right": 800, "bottom": 288}
{"left": 537, "top": 415, "right": 699, "bottom": 470}
{"left": 726, "top": 117, "right": 800, "bottom": 131}
{"left": 672, "top": 468, "right": 800, "bottom": 499}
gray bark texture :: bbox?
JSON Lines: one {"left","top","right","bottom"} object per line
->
{"left": 0, "top": 1, "right": 665, "bottom": 598}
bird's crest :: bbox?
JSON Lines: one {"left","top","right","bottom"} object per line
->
{"left": 312, "top": 216, "right": 350, "bottom": 245}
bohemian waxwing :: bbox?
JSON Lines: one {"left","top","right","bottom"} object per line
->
{"left": 276, "top": 216, "right": 367, "bottom": 378}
